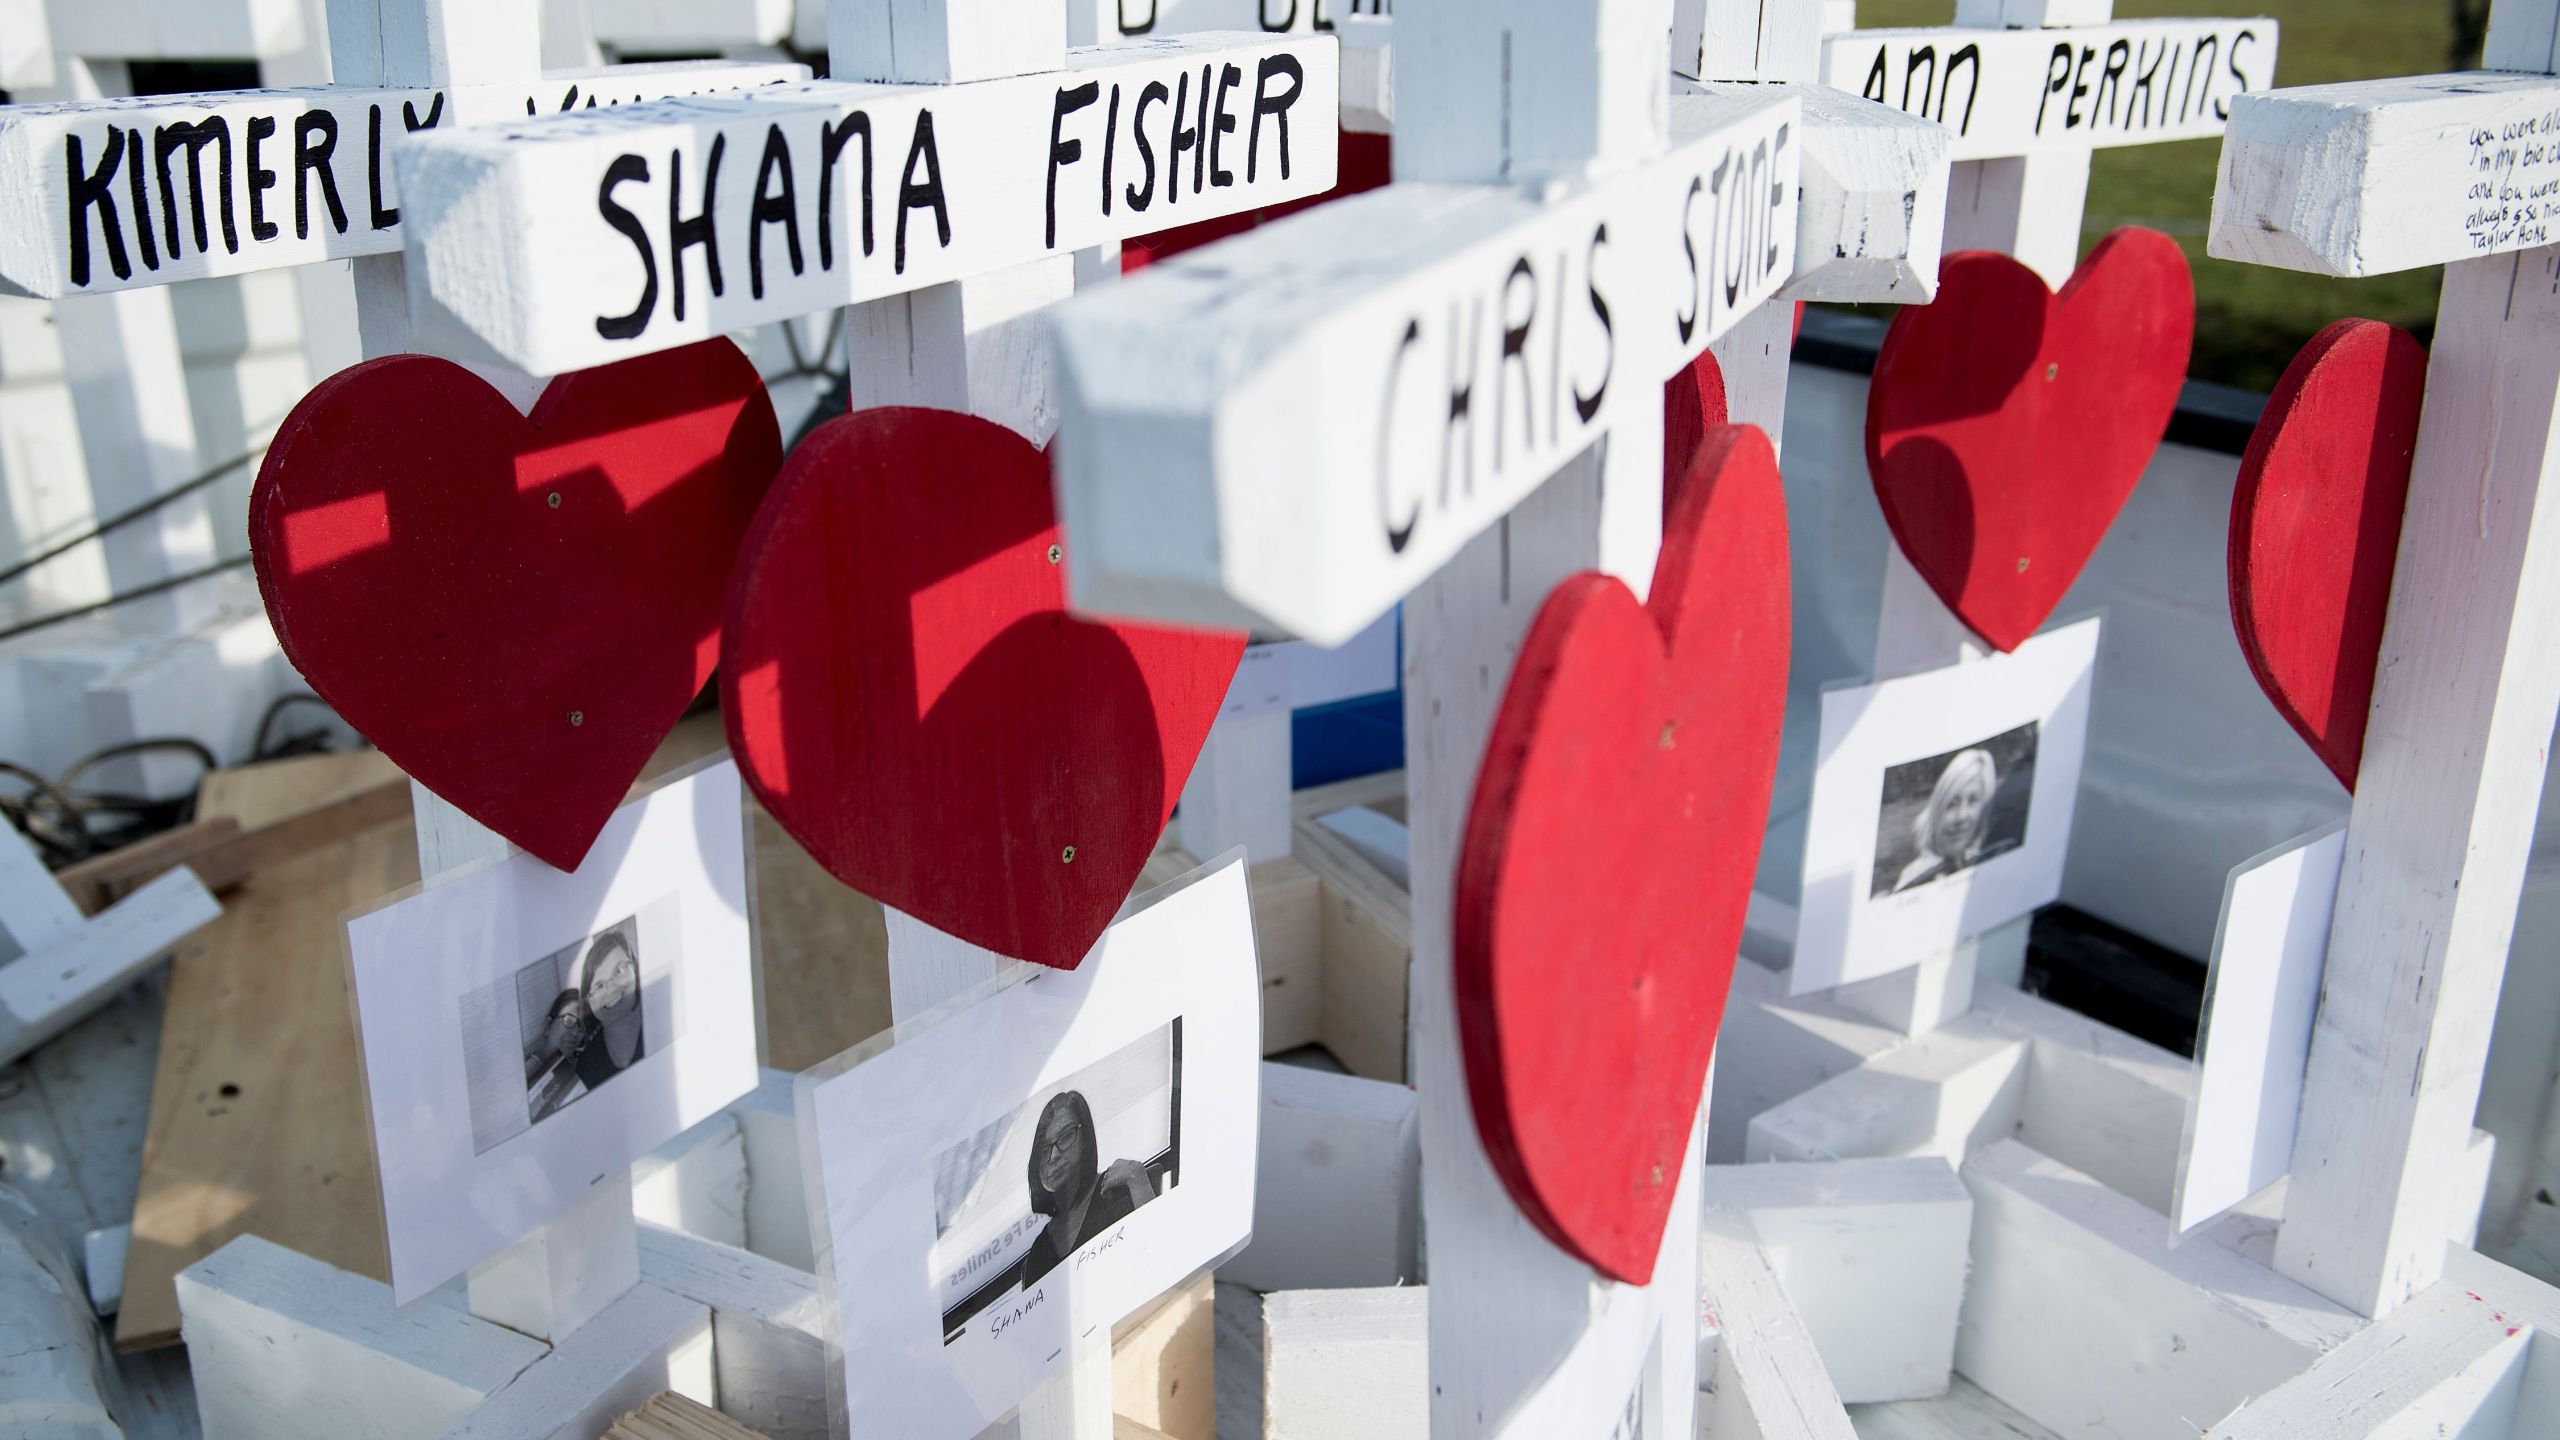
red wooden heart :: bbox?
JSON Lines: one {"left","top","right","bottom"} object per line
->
{"left": 2229, "top": 319, "right": 2428, "bottom": 791}
{"left": 250, "top": 341, "right": 781, "bottom": 870}
{"left": 1663, "top": 350, "right": 1729, "bottom": 492}
{"left": 1456, "top": 423, "right": 1791, "bottom": 1284}
{"left": 721, "top": 407, "right": 1245, "bottom": 969}
{"left": 1866, "top": 227, "right": 2194, "bottom": 652}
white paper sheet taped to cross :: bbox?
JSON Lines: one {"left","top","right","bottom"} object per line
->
{"left": 0, "top": 60, "right": 808, "bottom": 298}
{"left": 393, "top": 33, "right": 1339, "bottom": 375}
{"left": 1052, "top": 83, "right": 1798, "bottom": 643}
{"left": 1822, "top": 18, "right": 2277, "bottom": 162}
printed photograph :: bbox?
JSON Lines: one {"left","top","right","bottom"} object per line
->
{"left": 930, "top": 1019, "right": 1183, "bottom": 1342}
{"left": 460, "top": 914, "right": 656, "bottom": 1155}
{"left": 1868, "top": 721, "right": 2039, "bottom": 899}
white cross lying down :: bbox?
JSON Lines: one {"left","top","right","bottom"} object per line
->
{"left": 1047, "top": 1, "right": 1948, "bottom": 1433}
{"left": 2208, "top": 0, "right": 2560, "bottom": 1323}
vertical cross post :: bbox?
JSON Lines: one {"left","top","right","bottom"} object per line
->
{"left": 1051, "top": 1, "right": 1949, "bottom": 1430}
{"left": 830, "top": 4, "right": 1107, "bottom": 1435}
{"left": 333, "top": 0, "right": 645, "bottom": 1345}
{"left": 2208, "top": 0, "right": 2560, "bottom": 1318}
{"left": 1782, "top": 0, "right": 2275, "bottom": 1034}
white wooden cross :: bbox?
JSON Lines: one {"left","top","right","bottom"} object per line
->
{"left": 1769, "top": 0, "right": 2277, "bottom": 1037}
{"left": 0, "top": 817, "right": 217, "bottom": 1071}
{"left": 1048, "top": 1, "right": 1948, "bottom": 1431}
{"left": 384, "top": 18, "right": 1340, "bottom": 377}
{"left": 2207, "top": 0, "right": 2560, "bottom": 1320}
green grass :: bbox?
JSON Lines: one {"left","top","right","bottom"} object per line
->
{"left": 1841, "top": 2, "right": 2449, "bottom": 391}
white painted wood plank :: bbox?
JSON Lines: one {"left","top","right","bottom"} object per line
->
{"left": 0, "top": 1179, "right": 121, "bottom": 1440}
{"left": 395, "top": 36, "right": 1339, "bottom": 373}
{"left": 465, "top": 1171, "right": 645, "bottom": 1344}
{"left": 439, "top": 1282, "right": 715, "bottom": 1440}
{"left": 633, "top": 1112, "right": 750, "bottom": 1253}
{"left": 826, "top": 0, "right": 1067, "bottom": 86}
{"left": 1699, "top": 1210, "right": 1861, "bottom": 1440}
{"left": 1956, "top": 1140, "right": 2357, "bottom": 1440}
{"left": 727, "top": 1070, "right": 815, "bottom": 1271}
{"left": 1744, "top": 1013, "right": 2028, "bottom": 1167}
{"left": 176, "top": 1232, "right": 546, "bottom": 1440}
{"left": 1846, "top": 1377, "right": 2062, "bottom": 1440}
{"left": 1712, "top": 957, "right": 1905, "bottom": 1165}
{"left": 636, "top": 1223, "right": 829, "bottom": 1440}
{"left": 83, "top": 1221, "right": 125, "bottom": 1315}
{"left": 1769, "top": 81, "right": 1949, "bottom": 305}
{"left": 1676, "top": 0, "right": 1825, "bottom": 84}
{"left": 590, "top": 0, "right": 793, "bottom": 51}
{"left": 0, "top": 866, "right": 219, "bottom": 1070}
{"left": 1179, "top": 707, "right": 1295, "bottom": 865}
{"left": 2205, "top": 1280, "right": 2529, "bottom": 1439}
{"left": 1263, "top": 1286, "right": 1426, "bottom": 1440}
{"left": 0, "top": 61, "right": 809, "bottom": 298}
{"left": 0, "top": 820, "right": 90, "bottom": 955}
{"left": 1822, "top": 17, "right": 2278, "bottom": 163}
{"left": 1975, "top": 983, "right": 2192, "bottom": 1217}
{"left": 1705, "top": 1157, "right": 1971, "bottom": 1405}
{"left": 2212, "top": 70, "right": 2560, "bottom": 278}
{"left": 1051, "top": 84, "right": 1800, "bottom": 642}
{"left": 1220, "top": 1060, "right": 1418, "bottom": 1292}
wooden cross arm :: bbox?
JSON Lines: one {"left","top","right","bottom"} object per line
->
{"left": 396, "top": 34, "right": 1341, "bottom": 375}
{"left": 2211, "top": 71, "right": 2560, "bottom": 278}
{"left": 1051, "top": 84, "right": 1801, "bottom": 644}
{"left": 1752, "top": 82, "right": 1950, "bottom": 305}
{"left": 1822, "top": 17, "right": 2278, "bottom": 163}
{"left": 0, "top": 61, "right": 808, "bottom": 299}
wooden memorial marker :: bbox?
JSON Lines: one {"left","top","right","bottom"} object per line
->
{"left": 1781, "top": 0, "right": 2272, "bottom": 1037}
{"left": 2206, "top": 0, "right": 2560, "bottom": 1318}
{"left": 1050, "top": 1, "right": 1949, "bottom": 1431}
{"left": 386, "top": 24, "right": 1340, "bottom": 375}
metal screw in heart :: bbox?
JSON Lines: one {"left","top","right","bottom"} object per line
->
{"left": 568, "top": 710, "right": 584, "bottom": 727}
{"left": 1061, "top": 844, "right": 1077, "bottom": 864}
{"left": 1047, "top": 544, "right": 1063, "bottom": 564}
{"left": 548, "top": 492, "right": 562, "bottom": 509}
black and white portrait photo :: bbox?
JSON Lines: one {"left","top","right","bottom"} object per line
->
{"left": 461, "top": 911, "right": 666, "bottom": 1155}
{"left": 1868, "top": 721, "right": 2039, "bottom": 898}
{"left": 930, "top": 1020, "right": 1183, "bottom": 1341}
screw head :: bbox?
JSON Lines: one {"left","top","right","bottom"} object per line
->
{"left": 547, "top": 491, "right": 563, "bottom": 509}
{"left": 567, "top": 710, "right": 585, "bottom": 727}
{"left": 2044, "top": 362, "right": 2060, "bottom": 382}
{"left": 1046, "top": 544, "right": 1063, "bottom": 565}
{"left": 1061, "top": 844, "right": 1077, "bottom": 864}
{"left": 2017, "top": 556, "right": 2032, "bottom": 574}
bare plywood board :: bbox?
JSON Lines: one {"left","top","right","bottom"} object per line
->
{"left": 116, "top": 751, "right": 415, "bottom": 1350}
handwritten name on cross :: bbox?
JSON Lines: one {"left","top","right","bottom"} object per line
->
{"left": 2207, "top": 0, "right": 2560, "bottom": 1320}
{"left": 0, "top": 60, "right": 807, "bottom": 298}
{"left": 386, "top": 33, "right": 1339, "bottom": 376}
{"left": 1047, "top": 19, "right": 1948, "bottom": 645}
{"left": 1824, "top": 9, "right": 2276, "bottom": 162}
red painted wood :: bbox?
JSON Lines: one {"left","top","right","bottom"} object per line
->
{"left": 1122, "top": 131, "right": 1392, "bottom": 271}
{"left": 722, "top": 407, "right": 1245, "bottom": 969}
{"left": 2229, "top": 319, "right": 2428, "bottom": 791}
{"left": 1866, "top": 227, "right": 2194, "bottom": 652}
{"left": 250, "top": 341, "right": 781, "bottom": 871}
{"left": 1663, "top": 350, "right": 1729, "bottom": 496}
{"left": 1455, "top": 424, "right": 1792, "bottom": 1284}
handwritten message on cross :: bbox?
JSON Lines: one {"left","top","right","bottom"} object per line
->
{"left": 2209, "top": 0, "right": 2560, "bottom": 1320}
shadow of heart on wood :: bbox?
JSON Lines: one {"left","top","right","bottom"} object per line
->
{"left": 722, "top": 406, "right": 1244, "bottom": 969}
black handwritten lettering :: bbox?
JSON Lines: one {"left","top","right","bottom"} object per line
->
{"left": 1440, "top": 297, "right": 1480, "bottom": 509}
{"left": 121, "top": 128, "right": 160, "bottom": 271}
{"left": 66, "top": 130, "right": 130, "bottom": 287}
{"left": 1047, "top": 81, "right": 1101, "bottom": 248}
{"left": 246, "top": 115, "right": 280, "bottom": 242}
{"left": 2096, "top": 39, "right": 2130, "bottom": 128}
{"left": 1379, "top": 318, "right": 1419, "bottom": 554}
{"left": 748, "top": 124, "right": 802, "bottom": 300}
{"left": 2037, "top": 43, "right": 2072, "bottom": 133}
{"left": 1117, "top": 0, "right": 1156, "bottom": 34}
{"left": 596, "top": 154, "right": 657, "bottom": 340}
{"left": 156, "top": 119, "right": 236, "bottom": 258}
{"left": 1210, "top": 62, "right": 1242, "bottom": 188}
{"left": 895, "top": 111, "right": 950, "bottom": 273}
{"left": 1573, "top": 222, "right": 1611, "bottom": 424}
{"left": 1497, "top": 256, "right": 1536, "bottom": 466}
{"left": 1168, "top": 69, "right": 1199, "bottom": 205}
{"left": 293, "top": 111, "right": 346, "bottom": 240}
{"left": 670, "top": 135, "right": 724, "bottom": 322}
{"left": 1677, "top": 175, "right": 1703, "bottom": 344}
{"left": 2219, "top": 29, "right": 2256, "bottom": 120}
{"left": 1127, "top": 81, "right": 1166, "bottom": 211}
{"left": 1943, "top": 44, "right": 1980, "bottom": 132}
{"left": 1248, "top": 54, "right": 1303, "bottom": 183}
{"left": 1102, "top": 84, "right": 1122, "bottom": 217}
{"left": 818, "top": 113, "right": 874, "bottom": 269}
{"left": 367, "top": 106, "right": 398, "bottom": 228}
